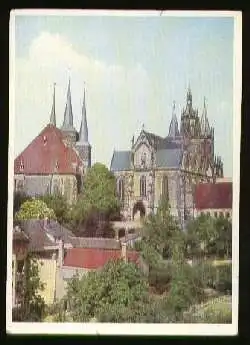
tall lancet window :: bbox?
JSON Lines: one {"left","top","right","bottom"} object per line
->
{"left": 117, "top": 177, "right": 125, "bottom": 203}
{"left": 162, "top": 175, "right": 169, "bottom": 201}
{"left": 140, "top": 175, "right": 147, "bottom": 197}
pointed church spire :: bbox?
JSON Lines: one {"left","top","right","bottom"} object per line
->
{"left": 62, "top": 78, "right": 74, "bottom": 129}
{"left": 200, "top": 97, "right": 210, "bottom": 137}
{"left": 187, "top": 84, "right": 192, "bottom": 106}
{"left": 78, "top": 83, "right": 89, "bottom": 143}
{"left": 49, "top": 83, "right": 56, "bottom": 126}
{"left": 168, "top": 101, "right": 180, "bottom": 138}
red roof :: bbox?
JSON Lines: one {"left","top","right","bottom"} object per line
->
{"left": 194, "top": 182, "right": 232, "bottom": 210}
{"left": 63, "top": 247, "right": 140, "bottom": 269}
{"left": 14, "top": 124, "right": 83, "bottom": 175}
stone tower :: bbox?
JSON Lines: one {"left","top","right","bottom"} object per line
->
{"left": 76, "top": 85, "right": 91, "bottom": 169}
{"left": 61, "top": 78, "right": 77, "bottom": 146}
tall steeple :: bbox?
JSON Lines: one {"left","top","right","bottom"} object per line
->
{"left": 61, "top": 78, "right": 77, "bottom": 145}
{"left": 49, "top": 83, "right": 56, "bottom": 126}
{"left": 78, "top": 85, "right": 89, "bottom": 143}
{"left": 168, "top": 101, "right": 180, "bottom": 138}
{"left": 200, "top": 97, "right": 210, "bottom": 137}
{"left": 62, "top": 78, "right": 74, "bottom": 129}
{"left": 76, "top": 83, "right": 91, "bottom": 169}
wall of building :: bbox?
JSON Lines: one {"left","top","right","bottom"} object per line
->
{"left": 55, "top": 266, "right": 91, "bottom": 301}
{"left": 194, "top": 208, "right": 232, "bottom": 219}
{"left": 14, "top": 174, "right": 78, "bottom": 204}
{"left": 37, "top": 258, "right": 57, "bottom": 305}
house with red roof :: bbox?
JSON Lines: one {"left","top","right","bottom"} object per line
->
{"left": 16, "top": 219, "right": 146, "bottom": 303}
{"left": 14, "top": 80, "right": 91, "bottom": 204}
{"left": 194, "top": 179, "right": 232, "bottom": 219}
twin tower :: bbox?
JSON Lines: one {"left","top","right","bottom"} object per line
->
{"left": 49, "top": 79, "right": 91, "bottom": 169}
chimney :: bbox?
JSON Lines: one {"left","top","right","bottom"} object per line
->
{"left": 121, "top": 242, "right": 127, "bottom": 263}
{"left": 57, "top": 238, "right": 64, "bottom": 268}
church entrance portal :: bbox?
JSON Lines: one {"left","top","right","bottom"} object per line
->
{"left": 133, "top": 201, "right": 146, "bottom": 220}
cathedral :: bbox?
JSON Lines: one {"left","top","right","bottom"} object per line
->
{"left": 110, "top": 87, "right": 224, "bottom": 226}
{"left": 14, "top": 79, "right": 91, "bottom": 204}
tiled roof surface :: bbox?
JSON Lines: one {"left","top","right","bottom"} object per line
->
{"left": 14, "top": 124, "right": 83, "bottom": 175}
{"left": 63, "top": 247, "right": 139, "bottom": 269}
{"left": 19, "top": 219, "right": 75, "bottom": 251}
{"left": 70, "top": 237, "right": 121, "bottom": 249}
{"left": 110, "top": 151, "right": 131, "bottom": 171}
{"left": 194, "top": 182, "right": 232, "bottom": 210}
{"left": 155, "top": 148, "right": 182, "bottom": 168}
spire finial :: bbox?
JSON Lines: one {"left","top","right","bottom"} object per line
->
{"left": 61, "top": 77, "right": 74, "bottom": 130}
{"left": 49, "top": 82, "right": 56, "bottom": 126}
{"left": 168, "top": 100, "right": 180, "bottom": 138}
{"left": 78, "top": 81, "right": 89, "bottom": 143}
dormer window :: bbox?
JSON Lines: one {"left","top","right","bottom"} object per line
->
{"left": 43, "top": 135, "right": 47, "bottom": 145}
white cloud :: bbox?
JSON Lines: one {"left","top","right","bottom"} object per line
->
{"left": 14, "top": 31, "right": 151, "bottom": 167}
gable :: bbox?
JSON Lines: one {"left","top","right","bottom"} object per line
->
{"left": 14, "top": 124, "right": 83, "bottom": 175}
{"left": 134, "top": 142, "right": 152, "bottom": 168}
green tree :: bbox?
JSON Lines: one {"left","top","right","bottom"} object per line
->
{"left": 70, "top": 163, "right": 120, "bottom": 230}
{"left": 186, "top": 213, "right": 217, "bottom": 259}
{"left": 39, "top": 193, "right": 70, "bottom": 225}
{"left": 65, "top": 259, "right": 165, "bottom": 323}
{"left": 142, "top": 198, "right": 184, "bottom": 260}
{"left": 15, "top": 199, "right": 56, "bottom": 221}
{"left": 12, "top": 254, "right": 46, "bottom": 321}
{"left": 213, "top": 216, "right": 232, "bottom": 258}
{"left": 164, "top": 262, "right": 206, "bottom": 321}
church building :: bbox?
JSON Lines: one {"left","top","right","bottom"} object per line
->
{"left": 14, "top": 79, "right": 91, "bottom": 204}
{"left": 110, "top": 87, "right": 224, "bottom": 226}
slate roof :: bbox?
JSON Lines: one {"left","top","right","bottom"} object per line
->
{"left": 110, "top": 151, "right": 131, "bottom": 171}
{"left": 155, "top": 148, "right": 183, "bottom": 168}
{"left": 63, "top": 247, "right": 139, "bottom": 269}
{"left": 14, "top": 124, "right": 83, "bottom": 175}
{"left": 194, "top": 182, "right": 232, "bottom": 210}
{"left": 19, "top": 219, "right": 75, "bottom": 252}
{"left": 143, "top": 130, "right": 181, "bottom": 150}
{"left": 70, "top": 237, "right": 121, "bottom": 250}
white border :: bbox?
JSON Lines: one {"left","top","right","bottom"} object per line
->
{"left": 7, "top": 9, "right": 242, "bottom": 336}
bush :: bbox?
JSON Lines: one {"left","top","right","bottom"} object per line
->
{"left": 148, "top": 264, "right": 173, "bottom": 294}
{"left": 183, "top": 295, "right": 232, "bottom": 323}
{"left": 215, "top": 263, "right": 232, "bottom": 294}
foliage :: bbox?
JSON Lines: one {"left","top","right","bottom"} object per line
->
{"left": 148, "top": 263, "right": 173, "bottom": 294}
{"left": 134, "top": 240, "right": 162, "bottom": 270}
{"left": 142, "top": 198, "right": 185, "bottom": 260}
{"left": 73, "top": 210, "right": 115, "bottom": 238}
{"left": 186, "top": 214, "right": 232, "bottom": 259}
{"left": 12, "top": 254, "right": 46, "bottom": 322}
{"left": 65, "top": 259, "right": 166, "bottom": 323}
{"left": 13, "top": 191, "right": 31, "bottom": 215}
{"left": 183, "top": 295, "right": 232, "bottom": 323}
{"left": 15, "top": 198, "right": 56, "bottom": 221}
{"left": 164, "top": 262, "right": 206, "bottom": 320}
{"left": 39, "top": 193, "right": 70, "bottom": 225}
{"left": 70, "top": 163, "right": 120, "bottom": 230}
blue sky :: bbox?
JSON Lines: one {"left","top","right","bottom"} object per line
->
{"left": 14, "top": 13, "right": 234, "bottom": 177}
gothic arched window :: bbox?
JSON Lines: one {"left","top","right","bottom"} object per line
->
{"left": 117, "top": 177, "right": 125, "bottom": 202}
{"left": 162, "top": 175, "right": 169, "bottom": 201}
{"left": 140, "top": 175, "right": 147, "bottom": 197}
